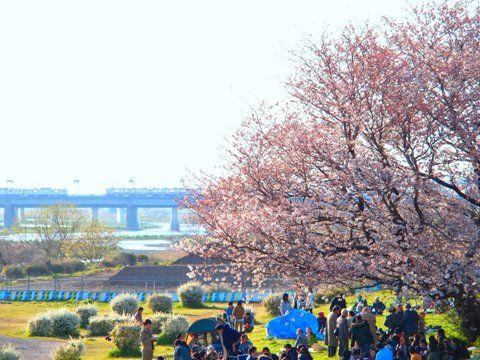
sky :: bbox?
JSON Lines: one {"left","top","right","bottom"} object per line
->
{"left": 0, "top": 0, "right": 424, "bottom": 193}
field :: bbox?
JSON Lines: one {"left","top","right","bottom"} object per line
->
{"left": 0, "top": 291, "right": 472, "bottom": 360}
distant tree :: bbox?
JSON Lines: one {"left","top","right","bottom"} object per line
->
{"left": 68, "top": 221, "right": 118, "bottom": 263}
{"left": 30, "top": 204, "right": 85, "bottom": 261}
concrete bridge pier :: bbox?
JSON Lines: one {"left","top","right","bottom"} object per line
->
{"left": 116, "top": 208, "right": 125, "bottom": 224}
{"left": 3, "top": 205, "right": 16, "bottom": 229}
{"left": 170, "top": 207, "right": 180, "bottom": 231}
{"left": 91, "top": 207, "right": 99, "bottom": 222}
{"left": 126, "top": 206, "right": 139, "bottom": 230}
{"left": 17, "top": 208, "right": 25, "bottom": 223}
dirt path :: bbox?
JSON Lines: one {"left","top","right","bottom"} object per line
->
{"left": 0, "top": 335, "right": 63, "bottom": 358}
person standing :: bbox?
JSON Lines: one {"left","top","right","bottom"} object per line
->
{"left": 349, "top": 315, "right": 373, "bottom": 355}
{"left": 337, "top": 309, "right": 350, "bottom": 358}
{"left": 305, "top": 287, "right": 315, "bottom": 313}
{"left": 361, "top": 307, "right": 378, "bottom": 346}
{"left": 215, "top": 324, "right": 241, "bottom": 356}
{"left": 402, "top": 304, "right": 419, "bottom": 339}
{"left": 325, "top": 305, "right": 341, "bottom": 357}
{"left": 280, "top": 293, "right": 291, "bottom": 316}
{"left": 330, "top": 294, "right": 347, "bottom": 311}
{"left": 225, "top": 302, "right": 234, "bottom": 327}
{"left": 140, "top": 319, "right": 157, "bottom": 360}
{"left": 233, "top": 300, "right": 246, "bottom": 332}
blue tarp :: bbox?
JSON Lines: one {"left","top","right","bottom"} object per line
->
{"left": 265, "top": 309, "right": 325, "bottom": 340}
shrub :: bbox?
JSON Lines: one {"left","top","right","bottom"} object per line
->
{"left": 158, "top": 315, "right": 189, "bottom": 344}
{"left": 51, "top": 338, "right": 84, "bottom": 360}
{"left": 177, "top": 281, "right": 204, "bottom": 307}
{"left": 0, "top": 343, "right": 21, "bottom": 360}
{"left": 24, "top": 263, "right": 51, "bottom": 276}
{"left": 109, "top": 253, "right": 137, "bottom": 266}
{"left": 110, "top": 294, "right": 138, "bottom": 315}
{"left": 204, "top": 282, "right": 231, "bottom": 293}
{"left": 1, "top": 265, "right": 24, "bottom": 279}
{"left": 27, "top": 313, "right": 53, "bottom": 336}
{"left": 48, "top": 260, "right": 85, "bottom": 274}
{"left": 47, "top": 309, "right": 80, "bottom": 337}
{"left": 136, "top": 254, "right": 149, "bottom": 263}
{"left": 88, "top": 314, "right": 130, "bottom": 336}
{"left": 110, "top": 323, "right": 142, "bottom": 357}
{"left": 150, "top": 313, "right": 169, "bottom": 333}
{"left": 263, "top": 293, "right": 283, "bottom": 316}
{"left": 147, "top": 294, "right": 172, "bottom": 313}
{"left": 75, "top": 305, "right": 98, "bottom": 328}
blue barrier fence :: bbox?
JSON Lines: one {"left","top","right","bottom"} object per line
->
{"left": 0, "top": 289, "right": 272, "bottom": 303}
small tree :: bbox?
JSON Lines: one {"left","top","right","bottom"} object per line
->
{"left": 68, "top": 222, "right": 118, "bottom": 263}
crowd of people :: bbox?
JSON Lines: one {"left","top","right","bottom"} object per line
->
{"left": 131, "top": 291, "right": 471, "bottom": 360}
{"left": 322, "top": 294, "right": 470, "bottom": 360}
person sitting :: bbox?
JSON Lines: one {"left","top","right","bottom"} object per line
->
{"left": 305, "top": 326, "right": 318, "bottom": 346}
{"left": 409, "top": 347, "right": 422, "bottom": 360}
{"left": 375, "top": 343, "right": 394, "bottom": 360}
{"left": 246, "top": 347, "right": 258, "bottom": 360}
{"left": 174, "top": 334, "right": 192, "bottom": 360}
{"left": 133, "top": 306, "right": 144, "bottom": 324}
{"left": 282, "top": 344, "right": 297, "bottom": 360}
{"left": 261, "top": 347, "right": 279, "bottom": 360}
{"left": 297, "top": 345, "right": 312, "bottom": 360}
{"left": 243, "top": 312, "right": 254, "bottom": 333}
{"left": 294, "top": 328, "right": 309, "bottom": 349}
{"left": 317, "top": 312, "right": 327, "bottom": 334}
{"left": 371, "top": 298, "right": 386, "bottom": 315}
{"left": 205, "top": 346, "right": 219, "bottom": 360}
{"left": 237, "top": 334, "right": 253, "bottom": 354}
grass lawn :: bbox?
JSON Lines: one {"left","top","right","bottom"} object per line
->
{"left": 0, "top": 291, "right": 474, "bottom": 360}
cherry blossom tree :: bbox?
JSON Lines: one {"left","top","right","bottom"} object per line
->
{"left": 181, "top": 1, "right": 480, "bottom": 340}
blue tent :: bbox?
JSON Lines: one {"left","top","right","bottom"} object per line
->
{"left": 265, "top": 309, "right": 325, "bottom": 340}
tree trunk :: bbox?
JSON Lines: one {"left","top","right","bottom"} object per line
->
{"left": 455, "top": 294, "right": 480, "bottom": 343}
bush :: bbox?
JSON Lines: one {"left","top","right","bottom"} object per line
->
{"left": 109, "top": 253, "right": 137, "bottom": 266}
{"left": 75, "top": 305, "right": 98, "bottom": 328}
{"left": 47, "top": 309, "right": 80, "bottom": 337}
{"left": 1, "top": 265, "right": 24, "bottom": 279}
{"left": 136, "top": 254, "right": 149, "bottom": 263}
{"left": 147, "top": 294, "right": 173, "bottom": 313}
{"left": 24, "top": 263, "right": 51, "bottom": 276}
{"left": 27, "top": 313, "right": 53, "bottom": 336}
{"left": 204, "top": 282, "right": 231, "bottom": 293}
{"left": 110, "top": 294, "right": 138, "bottom": 315}
{"left": 158, "top": 315, "right": 189, "bottom": 344}
{"left": 150, "top": 313, "right": 169, "bottom": 333}
{"left": 88, "top": 314, "right": 130, "bottom": 336}
{"left": 51, "top": 338, "right": 84, "bottom": 360}
{"left": 110, "top": 323, "right": 142, "bottom": 357}
{"left": 263, "top": 293, "right": 283, "bottom": 316}
{"left": 0, "top": 343, "right": 21, "bottom": 360}
{"left": 48, "top": 260, "right": 85, "bottom": 274}
{"left": 177, "top": 282, "right": 204, "bottom": 307}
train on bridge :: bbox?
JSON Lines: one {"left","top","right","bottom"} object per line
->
{"left": 0, "top": 188, "right": 188, "bottom": 231}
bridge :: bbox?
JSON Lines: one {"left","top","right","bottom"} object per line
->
{"left": 0, "top": 188, "right": 188, "bottom": 231}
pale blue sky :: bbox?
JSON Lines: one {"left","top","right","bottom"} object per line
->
{"left": 0, "top": 0, "right": 424, "bottom": 193}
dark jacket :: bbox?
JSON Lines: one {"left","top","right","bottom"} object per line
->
{"left": 174, "top": 342, "right": 192, "bottom": 360}
{"left": 220, "top": 325, "right": 241, "bottom": 352}
{"left": 384, "top": 312, "right": 403, "bottom": 332}
{"left": 330, "top": 297, "right": 347, "bottom": 311}
{"left": 402, "top": 309, "right": 419, "bottom": 335}
{"left": 349, "top": 320, "right": 373, "bottom": 348}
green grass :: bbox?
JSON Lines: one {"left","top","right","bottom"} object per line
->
{"left": 0, "top": 291, "right": 477, "bottom": 360}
